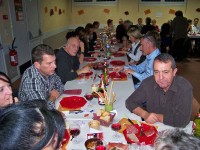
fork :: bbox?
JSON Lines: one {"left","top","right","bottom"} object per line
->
{"left": 137, "top": 121, "right": 145, "bottom": 137}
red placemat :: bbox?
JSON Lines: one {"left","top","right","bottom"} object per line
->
{"left": 59, "top": 96, "right": 87, "bottom": 110}
{"left": 63, "top": 89, "right": 82, "bottom": 95}
{"left": 123, "top": 123, "right": 157, "bottom": 145}
{"left": 84, "top": 57, "right": 97, "bottom": 62}
{"left": 61, "top": 129, "right": 70, "bottom": 150}
{"left": 109, "top": 72, "right": 127, "bottom": 81}
{"left": 110, "top": 60, "right": 125, "bottom": 66}
{"left": 77, "top": 71, "right": 93, "bottom": 79}
{"left": 118, "top": 48, "right": 123, "bottom": 51}
{"left": 112, "top": 52, "right": 125, "bottom": 57}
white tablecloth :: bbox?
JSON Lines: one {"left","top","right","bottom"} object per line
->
{"left": 55, "top": 48, "right": 193, "bottom": 150}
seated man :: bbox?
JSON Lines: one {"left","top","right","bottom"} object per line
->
{"left": 126, "top": 53, "right": 193, "bottom": 127}
{"left": 56, "top": 37, "right": 91, "bottom": 83}
{"left": 19, "top": 44, "right": 63, "bottom": 109}
{"left": 114, "top": 32, "right": 160, "bottom": 89}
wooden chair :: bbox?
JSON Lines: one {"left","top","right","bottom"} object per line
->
{"left": 190, "top": 97, "right": 200, "bottom": 120}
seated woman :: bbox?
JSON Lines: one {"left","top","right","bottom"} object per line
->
{"left": 155, "top": 129, "right": 200, "bottom": 150}
{"left": 0, "top": 71, "right": 18, "bottom": 107}
{"left": 126, "top": 28, "right": 145, "bottom": 65}
{"left": 0, "top": 102, "right": 66, "bottom": 150}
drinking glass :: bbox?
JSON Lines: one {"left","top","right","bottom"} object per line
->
{"left": 84, "top": 92, "right": 94, "bottom": 107}
{"left": 111, "top": 123, "right": 122, "bottom": 138}
{"left": 69, "top": 123, "right": 81, "bottom": 143}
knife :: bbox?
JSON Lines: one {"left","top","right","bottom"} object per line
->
{"left": 127, "top": 118, "right": 135, "bottom": 125}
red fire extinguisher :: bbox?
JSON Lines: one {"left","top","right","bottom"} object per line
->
{"left": 9, "top": 38, "right": 18, "bottom": 66}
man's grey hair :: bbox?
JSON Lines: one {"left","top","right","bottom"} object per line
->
{"left": 155, "top": 129, "right": 200, "bottom": 150}
{"left": 154, "top": 53, "right": 176, "bottom": 70}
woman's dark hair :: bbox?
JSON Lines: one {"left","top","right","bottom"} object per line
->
{"left": 0, "top": 71, "right": 11, "bottom": 85}
{"left": 0, "top": 102, "right": 65, "bottom": 150}
{"left": 85, "top": 23, "right": 93, "bottom": 34}
{"left": 107, "top": 19, "right": 113, "bottom": 26}
{"left": 32, "top": 44, "right": 55, "bottom": 63}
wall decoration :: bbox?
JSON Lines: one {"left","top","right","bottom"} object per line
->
{"left": 124, "top": 11, "right": 129, "bottom": 16}
{"left": 14, "top": 0, "right": 24, "bottom": 21}
{"left": 144, "top": 9, "right": 151, "bottom": 15}
{"left": 196, "top": 8, "right": 200, "bottom": 12}
{"left": 44, "top": 7, "right": 48, "bottom": 13}
{"left": 104, "top": 9, "right": 110, "bottom": 14}
{"left": 54, "top": 6, "right": 57, "bottom": 12}
{"left": 59, "top": 9, "right": 62, "bottom": 15}
{"left": 169, "top": 9, "right": 176, "bottom": 15}
{"left": 78, "top": 9, "right": 84, "bottom": 15}
{"left": 50, "top": 9, "right": 54, "bottom": 16}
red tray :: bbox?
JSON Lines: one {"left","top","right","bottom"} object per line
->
{"left": 123, "top": 123, "right": 157, "bottom": 145}
{"left": 60, "top": 96, "right": 87, "bottom": 110}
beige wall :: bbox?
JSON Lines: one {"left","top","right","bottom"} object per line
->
{"left": 69, "top": 0, "right": 200, "bottom": 27}
{"left": 0, "top": 1, "right": 13, "bottom": 45}
{"left": 40, "top": 0, "right": 70, "bottom": 33}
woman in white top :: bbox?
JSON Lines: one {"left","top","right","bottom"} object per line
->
{"left": 127, "top": 28, "right": 143, "bottom": 65}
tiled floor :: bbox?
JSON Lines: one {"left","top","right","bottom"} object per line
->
{"left": 12, "top": 58, "right": 200, "bottom": 104}
{"left": 176, "top": 58, "right": 200, "bottom": 103}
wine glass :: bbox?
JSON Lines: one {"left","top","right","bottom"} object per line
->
{"left": 111, "top": 123, "right": 122, "bottom": 138}
{"left": 69, "top": 123, "right": 81, "bottom": 143}
{"left": 84, "top": 92, "right": 94, "bottom": 107}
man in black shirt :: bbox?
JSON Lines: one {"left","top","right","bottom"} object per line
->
{"left": 56, "top": 37, "right": 91, "bottom": 83}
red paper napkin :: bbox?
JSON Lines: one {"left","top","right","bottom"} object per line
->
{"left": 112, "top": 52, "right": 125, "bottom": 57}
{"left": 63, "top": 89, "right": 82, "bottom": 95}
{"left": 84, "top": 57, "right": 97, "bottom": 62}
{"left": 110, "top": 60, "right": 125, "bottom": 66}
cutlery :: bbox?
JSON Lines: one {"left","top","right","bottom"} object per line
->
{"left": 136, "top": 120, "right": 145, "bottom": 137}
{"left": 93, "top": 73, "right": 97, "bottom": 82}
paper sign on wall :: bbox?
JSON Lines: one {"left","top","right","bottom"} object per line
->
{"left": 144, "top": 9, "right": 151, "bottom": 15}
{"left": 169, "top": 9, "right": 176, "bottom": 14}
{"left": 14, "top": 0, "right": 24, "bottom": 21}
{"left": 78, "top": 9, "right": 84, "bottom": 15}
{"left": 104, "top": 9, "right": 110, "bottom": 14}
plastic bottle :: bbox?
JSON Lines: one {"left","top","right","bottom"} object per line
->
{"left": 193, "top": 110, "right": 200, "bottom": 138}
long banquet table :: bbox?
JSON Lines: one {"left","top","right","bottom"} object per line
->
{"left": 55, "top": 46, "right": 193, "bottom": 150}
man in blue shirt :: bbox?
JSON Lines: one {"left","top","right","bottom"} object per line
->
{"left": 114, "top": 33, "right": 160, "bottom": 89}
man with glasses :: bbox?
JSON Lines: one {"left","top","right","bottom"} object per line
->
{"left": 56, "top": 37, "right": 91, "bottom": 83}
{"left": 126, "top": 53, "right": 193, "bottom": 127}
{"left": 114, "top": 31, "right": 160, "bottom": 89}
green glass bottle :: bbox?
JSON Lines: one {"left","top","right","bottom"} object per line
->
{"left": 193, "top": 110, "right": 200, "bottom": 138}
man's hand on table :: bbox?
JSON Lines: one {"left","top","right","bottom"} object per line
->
{"left": 113, "top": 66, "right": 124, "bottom": 72}
{"left": 49, "top": 89, "right": 60, "bottom": 102}
{"left": 77, "top": 66, "right": 91, "bottom": 75}
{"left": 144, "top": 113, "right": 163, "bottom": 124}
{"left": 124, "top": 68, "right": 134, "bottom": 75}
{"left": 133, "top": 107, "right": 163, "bottom": 124}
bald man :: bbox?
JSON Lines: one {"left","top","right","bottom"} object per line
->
{"left": 56, "top": 37, "right": 90, "bottom": 83}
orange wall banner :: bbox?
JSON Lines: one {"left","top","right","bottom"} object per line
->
{"left": 169, "top": 9, "right": 176, "bottom": 14}
{"left": 104, "top": 9, "right": 110, "bottom": 14}
{"left": 144, "top": 9, "right": 151, "bottom": 15}
{"left": 78, "top": 9, "right": 84, "bottom": 15}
